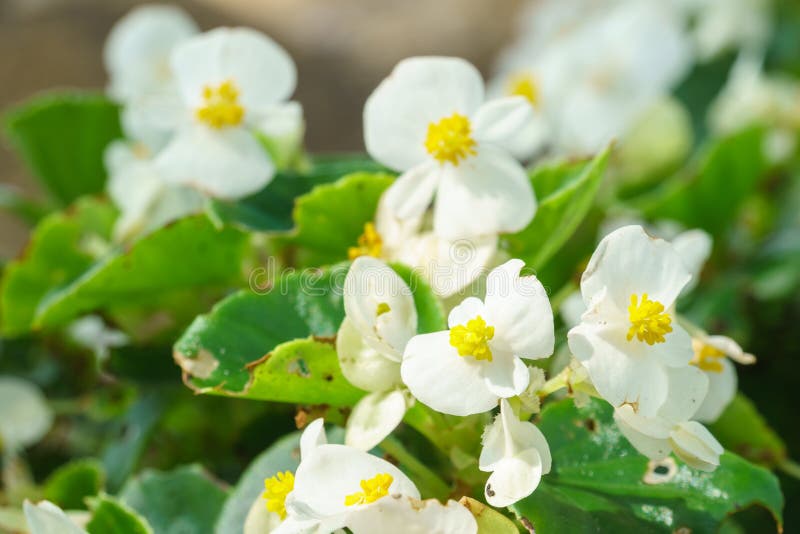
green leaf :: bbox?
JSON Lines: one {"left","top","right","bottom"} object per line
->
{"left": 86, "top": 494, "right": 153, "bottom": 534}
{"left": 120, "top": 465, "right": 228, "bottom": 534}
{"left": 174, "top": 262, "right": 444, "bottom": 404}
{"left": 291, "top": 172, "right": 395, "bottom": 265}
{"left": 5, "top": 92, "right": 123, "bottom": 204}
{"left": 207, "top": 155, "right": 390, "bottom": 233}
{"left": 636, "top": 128, "right": 769, "bottom": 238}
{"left": 43, "top": 459, "right": 105, "bottom": 510}
{"left": 507, "top": 147, "right": 609, "bottom": 271}
{"left": 0, "top": 198, "right": 117, "bottom": 336}
{"left": 510, "top": 399, "right": 784, "bottom": 533}
{"left": 709, "top": 394, "right": 788, "bottom": 468}
{"left": 459, "top": 497, "right": 520, "bottom": 534}
{"left": 31, "top": 215, "right": 246, "bottom": 331}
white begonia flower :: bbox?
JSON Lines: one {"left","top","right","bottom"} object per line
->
{"left": 0, "top": 377, "right": 54, "bottom": 452}
{"left": 614, "top": 365, "right": 724, "bottom": 472}
{"left": 682, "top": 0, "right": 771, "bottom": 60}
{"left": 337, "top": 257, "right": 417, "bottom": 451}
{"left": 402, "top": 259, "right": 554, "bottom": 416}
{"left": 346, "top": 495, "right": 477, "bottom": 534}
{"left": 690, "top": 333, "right": 756, "bottom": 423}
{"left": 568, "top": 225, "right": 695, "bottom": 417}
{"left": 23, "top": 501, "right": 88, "bottom": 534}
{"left": 363, "top": 57, "right": 538, "bottom": 241}
{"left": 105, "top": 141, "right": 205, "bottom": 241}
{"left": 68, "top": 315, "right": 129, "bottom": 362}
{"left": 479, "top": 399, "right": 551, "bottom": 507}
{"left": 155, "top": 27, "right": 299, "bottom": 200}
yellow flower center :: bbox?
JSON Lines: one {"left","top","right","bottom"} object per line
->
{"left": 449, "top": 315, "right": 495, "bottom": 361}
{"left": 507, "top": 73, "right": 539, "bottom": 107}
{"left": 424, "top": 113, "right": 477, "bottom": 166}
{"left": 627, "top": 294, "right": 672, "bottom": 345}
{"left": 196, "top": 80, "right": 245, "bottom": 129}
{"left": 691, "top": 341, "right": 726, "bottom": 373}
{"left": 348, "top": 222, "right": 383, "bottom": 260}
{"left": 263, "top": 471, "right": 294, "bottom": 520}
{"left": 344, "top": 473, "right": 393, "bottom": 506}
{"left": 376, "top": 302, "right": 391, "bottom": 316}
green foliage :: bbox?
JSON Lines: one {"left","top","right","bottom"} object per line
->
{"left": 507, "top": 147, "right": 609, "bottom": 271}
{"left": 120, "top": 465, "right": 228, "bottom": 534}
{"left": 86, "top": 495, "right": 153, "bottom": 534}
{"left": 4, "top": 93, "right": 123, "bottom": 204}
{"left": 459, "top": 497, "right": 520, "bottom": 534}
{"left": 510, "top": 399, "right": 784, "bottom": 533}
{"left": 291, "top": 172, "right": 395, "bottom": 265}
{"left": 710, "top": 394, "right": 787, "bottom": 469}
{"left": 43, "top": 459, "right": 105, "bottom": 510}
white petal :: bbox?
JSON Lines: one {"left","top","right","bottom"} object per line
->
{"left": 694, "top": 359, "right": 736, "bottom": 423}
{"left": 291, "top": 444, "right": 419, "bottom": 518}
{"left": 672, "top": 229, "right": 712, "bottom": 294}
{"left": 482, "top": 355, "right": 530, "bottom": 398}
{"left": 433, "top": 146, "right": 535, "bottom": 240}
{"left": 343, "top": 257, "right": 417, "bottom": 360}
{"left": 484, "top": 259, "right": 555, "bottom": 360}
{"left": 300, "top": 418, "right": 328, "bottom": 460}
{"left": 120, "top": 91, "right": 185, "bottom": 152}
{"left": 171, "top": 27, "right": 296, "bottom": 112}
{"left": 23, "top": 501, "right": 87, "bottom": 534}
{"left": 105, "top": 141, "right": 164, "bottom": 219}
{"left": 647, "top": 321, "right": 695, "bottom": 368}
{"left": 559, "top": 290, "right": 586, "bottom": 329}
{"left": 613, "top": 406, "right": 672, "bottom": 460}
{"left": 364, "top": 56, "right": 485, "bottom": 171}
{"left": 345, "top": 390, "right": 408, "bottom": 452}
{"left": 0, "top": 377, "right": 54, "bottom": 451}
{"left": 346, "top": 496, "right": 477, "bottom": 534}
{"left": 337, "top": 318, "right": 403, "bottom": 392}
{"left": 705, "top": 335, "right": 756, "bottom": 365}
{"left": 104, "top": 5, "right": 198, "bottom": 101}
{"left": 380, "top": 162, "right": 440, "bottom": 223}
{"left": 479, "top": 399, "right": 551, "bottom": 473}
{"left": 657, "top": 365, "right": 709, "bottom": 423}
{"left": 670, "top": 421, "right": 723, "bottom": 471}
{"left": 401, "top": 332, "right": 498, "bottom": 416}
{"left": 581, "top": 225, "right": 691, "bottom": 311}
{"left": 472, "top": 96, "right": 541, "bottom": 159}
{"left": 243, "top": 495, "right": 282, "bottom": 534}
{"left": 155, "top": 124, "right": 274, "bottom": 199}
{"left": 484, "top": 452, "right": 543, "bottom": 507}
{"left": 447, "top": 297, "right": 487, "bottom": 328}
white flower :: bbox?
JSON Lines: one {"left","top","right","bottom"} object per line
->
{"left": 568, "top": 225, "right": 694, "bottom": 417}
{"left": 68, "top": 315, "right": 129, "bottom": 361}
{"left": 105, "top": 141, "right": 205, "bottom": 241}
{"left": 23, "top": 501, "right": 88, "bottom": 534}
{"left": 337, "top": 257, "right": 416, "bottom": 451}
{"left": 0, "top": 377, "right": 53, "bottom": 452}
{"left": 682, "top": 0, "right": 771, "bottom": 60}
{"left": 154, "top": 27, "right": 299, "bottom": 199}
{"left": 614, "top": 365, "right": 724, "bottom": 471}
{"left": 690, "top": 333, "right": 755, "bottom": 423}
{"left": 363, "top": 57, "right": 537, "bottom": 241}
{"left": 479, "top": 399, "right": 551, "bottom": 507}
{"left": 345, "top": 495, "right": 477, "bottom": 534}
{"left": 402, "top": 259, "right": 554, "bottom": 416}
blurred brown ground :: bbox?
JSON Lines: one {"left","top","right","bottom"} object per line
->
{"left": 0, "top": 0, "right": 524, "bottom": 258}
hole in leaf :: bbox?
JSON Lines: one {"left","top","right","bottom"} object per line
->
{"left": 643, "top": 457, "right": 677, "bottom": 485}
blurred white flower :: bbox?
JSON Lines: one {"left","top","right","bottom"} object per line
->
{"left": 614, "top": 365, "right": 723, "bottom": 471}
{"left": 68, "top": 315, "right": 129, "bottom": 362}
{"left": 154, "top": 27, "right": 300, "bottom": 199}
{"left": 568, "top": 225, "right": 694, "bottom": 417}
{"left": 479, "top": 399, "right": 551, "bottom": 507}
{"left": 681, "top": 0, "right": 771, "bottom": 60}
{"left": 402, "top": 259, "right": 554, "bottom": 416}
{"left": 23, "top": 501, "right": 87, "bottom": 534}
{"left": 0, "top": 377, "right": 53, "bottom": 452}
{"left": 364, "top": 57, "right": 537, "bottom": 241}
{"left": 337, "top": 257, "right": 415, "bottom": 450}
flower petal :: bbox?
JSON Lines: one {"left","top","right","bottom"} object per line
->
{"left": 433, "top": 146, "right": 536, "bottom": 240}
{"left": 694, "top": 358, "right": 736, "bottom": 423}
{"left": 482, "top": 355, "right": 530, "bottom": 398}
{"left": 337, "top": 318, "right": 403, "bottom": 392}
{"left": 484, "top": 259, "right": 554, "bottom": 360}
{"left": 155, "top": 124, "right": 274, "bottom": 200}
{"left": 479, "top": 399, "right": 551, "bottom": 473}
{"left": 345, "top": 390, "right": 408, "bottom": 451}
{"left": 672, "top": 229, "right": 712, "bottom": 294}
{"left": 613, "top": 405, "right": 672, "bottom": 460}
{"left": 484, "top": 452, "right": 543, "bottom": 507}
{"left": 472, "top": 96, "right": 542, "bottom": 160}
{"left": 0, "top": 377, "right": 54, "bottom": 451}
{"left": 669, "top": 421, "right": 723, "bottom": 471}
{"left": 243, "top": 495, "right": 282, "bottom": 534}
{"left": 23, "top": 501, "right": 87, "bottom": 534}
{"left": 300, "top": 418, "right": 328, "bottom": 460}
{"left": 364, "top": 56, "right": 484, "bottom": 171}
{"left": 401, "top": 332, "right": 498, "bottom": 416}
{"left": 447, "top": 297, "right": 487, "bottom": 328}
{"left": 380, "top": 162, "right": 441, "bottom": 223}
{"left": 657, "top": 365, "right": 709, "bottom": 423}
{"left": 345, "top": 496, "right": 477, "bottom": 534}
{"left": 705, "top": 335, "right": 756, "bottom": 365}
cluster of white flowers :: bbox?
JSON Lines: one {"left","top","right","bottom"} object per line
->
{"left": 103, "top": 5, "right": 304, "bottom": 240}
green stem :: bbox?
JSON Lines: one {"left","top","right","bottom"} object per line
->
{"left": 380, "top": 435, "right": 451, "bottom": 500}
{"left": 403, "top": 403, "right": 453, "bottom": 454}
{"left": 779, "top": 459, "right": 800, "bottom": 480}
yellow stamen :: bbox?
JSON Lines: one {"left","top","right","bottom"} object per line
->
{"left": 344, "top": 473, "right": 393, "bottom": 506}
{"left": 507, "top": 73, "right": 539, "bottom": 107}
{"left": 627, "top": 294, "right": 672, "bottom": 345}
{"left": 196, "top": 80, "right": 244, "bottom": 129}
{"left": 691, "top": 341, "right": 726, "bottom": 373}
{"left": 424, "top": 113, "right": 477, "bottom": 165}
{"left": 348, "top": 222, "right": 383, "bottom": 260}
{"left": 376, "top": 302, "right": 391, "bottom": 316}
{"left": 449, "top": 315, "right": 495, "bottom": 361}
{"left": 263, "top": 471, "right": 294, "bottom": 520}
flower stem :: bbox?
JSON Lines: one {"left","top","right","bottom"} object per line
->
{"left": 380, "top": 435, "right": 451, "bottom": 500}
